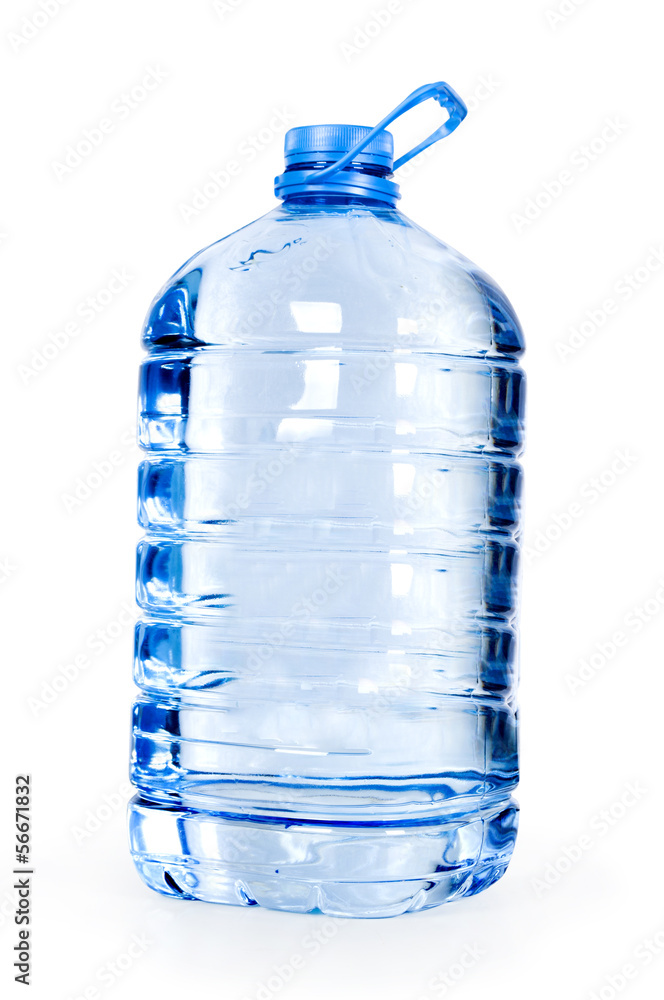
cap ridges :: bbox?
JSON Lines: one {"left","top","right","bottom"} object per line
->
{"left": 283, "top": 125, "right": 394, "bottom": 168}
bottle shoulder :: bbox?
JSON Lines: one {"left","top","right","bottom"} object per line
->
{"left": 142, "top": 204, "right": 524, "bottom": 358}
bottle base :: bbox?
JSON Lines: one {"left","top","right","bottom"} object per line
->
{"left": 129, "top": 795, "right": 517, "bottom": 918}
{"left": 132, "top": 856, "right": 510, "bottom": 918}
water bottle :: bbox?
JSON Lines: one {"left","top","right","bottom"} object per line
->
{"left": 129, "top": 82, "right": 525, "bottom": 918}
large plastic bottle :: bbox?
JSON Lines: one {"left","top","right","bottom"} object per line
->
{"left": 129, "top": 83, "right": 525, "bottom": 917}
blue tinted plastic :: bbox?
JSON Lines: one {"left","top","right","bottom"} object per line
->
{"left": 129, "top": 87, "right": 524, "bottom": 918}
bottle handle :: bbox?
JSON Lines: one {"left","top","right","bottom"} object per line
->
{"left": 315, "top": 82, "right": 467, "bottom": 181}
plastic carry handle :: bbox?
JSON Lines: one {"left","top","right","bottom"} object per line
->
{"left": 315, "top": 82, "right": 467, "bottom": 181}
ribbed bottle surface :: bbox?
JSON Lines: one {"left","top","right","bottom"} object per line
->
{"left": 129, "top": 200, "right": 525, "bottom": 917}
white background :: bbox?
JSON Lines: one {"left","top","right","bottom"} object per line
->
{"left": 3, "top": 0, "right": 663, "bottom": 998}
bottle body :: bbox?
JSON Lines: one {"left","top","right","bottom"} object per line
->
{"left": 129, "top": 198, "right": 524, "bottom": 917}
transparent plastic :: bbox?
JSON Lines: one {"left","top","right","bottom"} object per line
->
{"left": 129, "top": 192, "right": 525, "bottom": 917}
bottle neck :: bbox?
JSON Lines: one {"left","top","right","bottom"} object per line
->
{"left": 275, "top": 159, "right": 400, "bottom": 207}
{"left": 280, "top": 192, "right": 398, "bottom": 210}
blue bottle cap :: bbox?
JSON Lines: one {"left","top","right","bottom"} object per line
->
{"left": 283, "top": 125, "right": 394, "bottom": 171}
